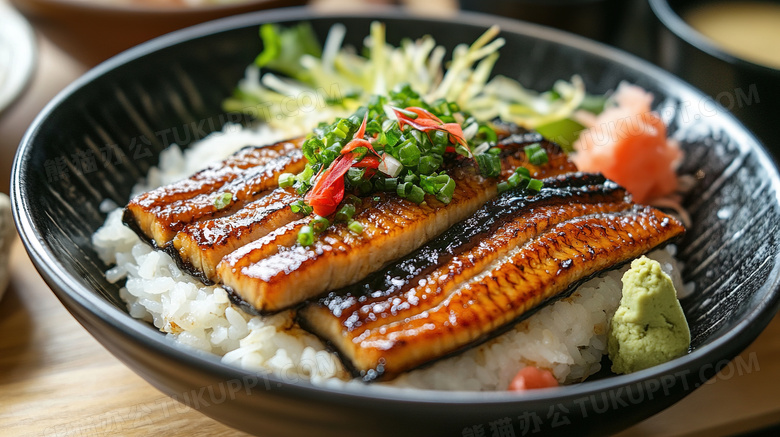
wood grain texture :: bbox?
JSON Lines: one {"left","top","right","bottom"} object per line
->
{"left": 0, "top": 240, "right": 249, "bottom": 437}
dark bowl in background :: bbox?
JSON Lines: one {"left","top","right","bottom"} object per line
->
{"left": 649, "top": 0, "right": 780, "bottom": 156}
{"left": 11, "top": 7, "right": 780, "bottom": 437}
{"left": 9, "top": 0, "right": 306, "bottom": 66}
{"left": 458, "top": 0, "right": 629, "bottom": 44}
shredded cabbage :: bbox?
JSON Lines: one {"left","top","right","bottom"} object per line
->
{"left": 223, "top": 22, "right": 588, "bottom": 134}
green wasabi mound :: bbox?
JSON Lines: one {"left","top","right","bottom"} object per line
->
{"left": 608, "top": 256, "right": 690, "bottom": 374}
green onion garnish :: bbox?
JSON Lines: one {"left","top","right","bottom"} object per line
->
{"left": 394, "top": 107, "right": 419, "bottom": 119}
{"left": 418, "top": 155, "right": 443, "bottom": 175}
{"left": 478, "top": 125, "right": 498, "bottom": 143}
{"left": 524, "top": 143, "right": 549, "bottom": 166}
{"left": 475, "top": 153, "right": 501, "bottom": 178}
{"left": 436, "top": 177, "right": 456, "bottom": 203}
{"left": 214, "top": 192, "right": 233, "bottom": 210}
{"left": 516, "top": 167, "right": 531, "bottom": 178}
{"left": 298, "top": 225, "right": 314, "bottom": 246}
{"left": 407, "top": 185, "right": 425, "bottom": 204}
{"left": 278, "top": 173, "right": 295, "bottom": 188}
{"left": 312, "top": 215, "right": 330, "bottom": 233}
{"left": 344, "top": 194, "right": 363, "bottom": 205}
{"left": 527, "top": 179, "right": 544, "bottom": 191}
{"left": 335, "top": 203, "right": 356, "bottom": 222}
{"left": 506, "top": 173, "right": 523, "bottom": 188}
{"left": 290, "top": 200, "right": 313, "bottom": 215}
{"left": 285, "top": 88, "right": 507, "bottom": 235}
{"left": 397, "top": 181, "right": 412, "bottom": 198}
{"left": 398, "top": 141, "right": 421, "bottom": 167}
{"left": 375, "top": 177, "right": 398, "bottom": 192}
{"left": 348, "top": 220, "right": 364, "bottom": 234}
{"left": 346, "top": 167, "right": 365, "bottom": 185}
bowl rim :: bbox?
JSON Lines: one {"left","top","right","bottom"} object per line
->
{"left": 11, "top": 6, "right": 780, "bottom": 406}
{"left": 648, "top": 0, "right": 780, "bottom": 74}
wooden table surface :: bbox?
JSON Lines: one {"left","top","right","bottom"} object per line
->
{"left": 2, "top": 5, "right": 780, "bottom": 437}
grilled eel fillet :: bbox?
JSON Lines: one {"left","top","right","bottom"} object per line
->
{"left": 298, "top": 174, "right": 685, "bottom": 381}
{"left": 177, "top": 132, "right": 569, "bottom": 284}
{"left": 122, "top": 131, "right": 574, "bottom": 312}
{"left": 123, "top": 137, "right": 306, "bottom": 248}
{"left": 216, "top": 136, "right": 576, "bottom": 313}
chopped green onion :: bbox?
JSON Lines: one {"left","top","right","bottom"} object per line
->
{"left": 506, "top": 173, "right": 523, "bottom": 188}
{"left": 397, "top": 181, "right": 412, "bottom": 198}
{"left": 497, "top": 181, "right": 511, "bottom": 193}
{"left": 290, "top": 200, "right": 313, "bottom": 215}
{"left": 355, "top": 179, "right": 373, "bottom": 195}
{"left": 394, "top": 107, "right": 419, "bottom": 120}
{"left": 348, "top": 113, "right": 362, "bottom": 127}
{"left": 298, "top": 225, "right": 314, "bottom": 246}
{"left": 436, "top": 177, "right": 456, "bottom": 204}
{"left": 398, "top": 140, "right": 421, "bottom": 167}
{"left": 516, "top": 167, "right": 531, "bottom": 178}
{"left": 419, "top": 173, "right": 455, "bottom": 204}
{"left": 351, "top": 146, "right": 369, "bottom": 161}
{"left": 296, "top": 164, "right": 315, "bottom": 184}
{"left": 418, "top": 155, "right": 443, "bottom": 175}
{"left": 527, "top": 179, "right": 544, "bottom": 191}
{"left": 214, "top": 192, "right": 233, "bottom": 210}
{"left": 335, "top": 203, "right": 356, "bottom": 222}
{"left": 531, "top": 150, "right": 548, "bottom": 165}
{"left": 403, "top": 173, "right": 419, "bottom": 185}
{"left": 475, "top": 153, "right": 501, "bottom": 178}
{"left": 301, "top": 137, "right": 323, "bottom": 162}
{"left": 375, "top": 177, "right": 398, "bottom": 191}
{"left": 366, "top": 119, "right": 383, "bottom": 135}
{"left": 524, "top": 143, "right": 549, "bottom": 166}
{"left": 478, "top": 124, "right": 498, "bottom": 143}
{"left": 407, "top": 185, "right": 425, "bottom": 204}
{"left": 278, "top": 173, "right": 295, "bottom": 188}
{"left": 382, "top": 121, "right": 402, "bottom": 148}
{"left": 346, "top": 167, "right": 366, "bottom": 185}
{"left": 295, "top": 182, "right": 311, "bottom": 196}
{"left": 312, "top": 215, "right": 330, "bottom": 233}
{"left": 348, "top": 220, "right": 364, "bottom": 234}
{"left": 429, "top": 130, "right": 448, "bottom": 155}
{"left": 344, "top": 194, "right": 362, "bottom": 205}
{"left": 333, "top": 127, "right": 348, "bottom": 139}
{"left": 488, "top": 147, "right": 502, "bottom": 155}
{"left": 335, "top": 118, "right": 352, "bottom": 137}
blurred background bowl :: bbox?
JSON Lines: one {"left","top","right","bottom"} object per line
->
{"left": 649, "top": 0, "right": 780, "bottom": 156}
{"left": 8, "top": 0, "right": 307, "bottom": 66}
{"left": 458, "top": 0, "right": 630, "bottom": 44}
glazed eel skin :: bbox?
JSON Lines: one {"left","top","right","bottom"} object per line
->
{"left": 298, "top": 174, "right": 685, "bottom": 381}
{"left": 124, "top": 137, "right": 306, "bottom": 249}
{"left": 123, "top": 131, "right": 574, "bottom": 313}
{"left": 216, "top": 135, "right": 574, "bottom": 312}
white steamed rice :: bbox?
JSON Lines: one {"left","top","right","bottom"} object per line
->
{"left": 92, "top": 123, "right": 688, "bottom": 391}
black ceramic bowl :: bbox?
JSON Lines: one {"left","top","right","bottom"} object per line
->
{"left": 11, "top": 7, "right": 780, "bottom": 437}
{"left": 649, "top": 0, "right": 780, "bottom": 156}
